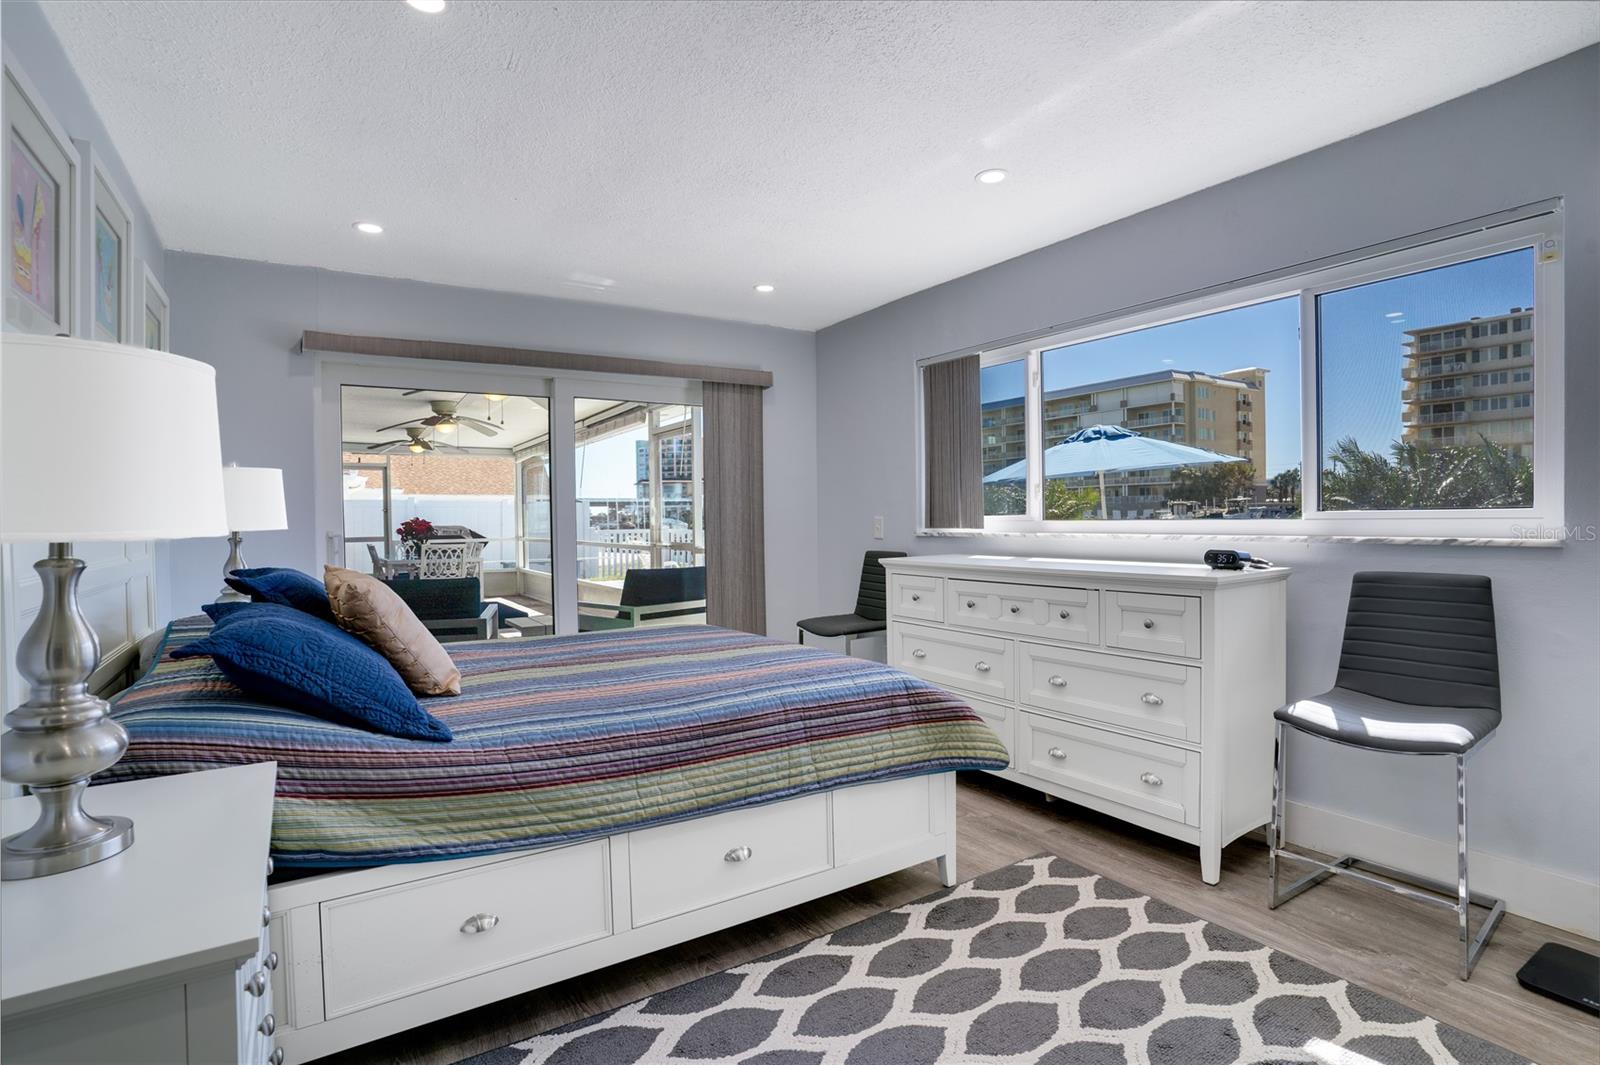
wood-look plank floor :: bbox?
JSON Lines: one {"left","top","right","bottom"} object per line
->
{"left": 324, "top": 775, "right": 1600, "bottom": 1065}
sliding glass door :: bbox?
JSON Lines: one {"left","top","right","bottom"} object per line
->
{"left": 572, "top": 398, "right": 706, "bottom": 628}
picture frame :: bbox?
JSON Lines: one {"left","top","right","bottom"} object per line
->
{"left": 3, "top": 49, "right": 79, "bottom": 337}
{"left": 139, "top": 260, "right": 170, "bottom": 351}
{"left": 77, "top": 140, "right": 135, "bottom": 343}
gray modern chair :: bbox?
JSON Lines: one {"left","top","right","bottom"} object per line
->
{"left": 1268, "top": 571, "right": 1506, "bottom": 979}
{"left": 796, "top": 550, "right": 906, "bottom": 656}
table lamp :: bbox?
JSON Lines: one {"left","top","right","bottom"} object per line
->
{"left": 0, "top": 335, "right": 227, "bottom": 879}
{"left": 215, "top": 465, "right": 288, "bottom": 603}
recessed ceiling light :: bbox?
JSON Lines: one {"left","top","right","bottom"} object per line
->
{"left": 975, "top": 169, "right": 1009, "bottom": 185}
{"left": 406, "top": 0, "right": 446, "bottom": 12}
{"left": 753, "top": 283, "right": 775, "bottom": 294}
{"left": 353, "top": 221, "right": 384, "bottom": 235}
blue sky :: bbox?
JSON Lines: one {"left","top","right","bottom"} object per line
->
{"left": 980, "top": 248, "right": 1534, "bottom": 478}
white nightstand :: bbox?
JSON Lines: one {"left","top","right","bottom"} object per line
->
{"left": 2, "top": 763, "right": 280, "bottom": 1064}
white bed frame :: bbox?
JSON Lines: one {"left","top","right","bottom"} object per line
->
{"left": 266, "top": 772, "right": 958, "bottom": 1062}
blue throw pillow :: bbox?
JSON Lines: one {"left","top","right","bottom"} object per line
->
{"left": 201, "top": 600, "right": 256, "bottom": 625}
{"left": 173, "top": 603, "right": 451, "bottom": 742}
{"left": 224, "top": 567, "right": 336, "bottom": 623}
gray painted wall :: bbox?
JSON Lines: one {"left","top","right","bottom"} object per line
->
{"left": 815, "top": 48, "right": 1600, "bottom": 887}
{"left": 163, "top": 255, "right": 820, "bottom": 637}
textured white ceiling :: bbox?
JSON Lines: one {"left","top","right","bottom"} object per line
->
{"left": 39, "top": 1, "right": 1600, "bottom": 331}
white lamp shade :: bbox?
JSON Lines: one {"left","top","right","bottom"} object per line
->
{"left": 223, "top": 466, "right": 287, "bottom": 532}
{"left": 1, "top": 335, "right": 228, "bottom": 542}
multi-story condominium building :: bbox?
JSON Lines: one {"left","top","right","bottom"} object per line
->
{"left": 981, "top": 367, "right": 1268, "bottom": 518}
{"left": 1401, "top": 307, "right": 1534, "bottom": 460}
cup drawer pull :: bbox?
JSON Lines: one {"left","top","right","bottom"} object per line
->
{"left": 1009, "top": 605, "right": 1021, "bottom": 614}
{"left": 1047, "top": 747, "right": 1067, "bottom": 760}
{"left": 911, "top": 648, "right": 926, "bottom": 659}
{"left": 1047, "top": 675, "right": 1067, "bottom": 688}
{"left": 460, "top": 913, "right": 500, "bottom": 935}
{"left": 1140, "top": 692, "right": 1164, "bottom": 706}
{"left": 724, "top": 845, "right": 754, "bottom": 863}
{"left": 264, "top": 950, "right": 279, "bottom": 971}
{"left": 259, "top": 1013, "right": 276, "bottom": 1037}
{"left": 974, "top": 661, "right": 992, "bottom": 673}
{"left": 910, "top": 593, "right": 921, "bottom": 602}
{"left": 244, "top": 970, "right": 267, "bottom": 997}
{"left": 1139, "top": 772, "right": 1164, "bottom": 787}
{"left": 1058, "top": 610, "right": 1070, "bottom": 619}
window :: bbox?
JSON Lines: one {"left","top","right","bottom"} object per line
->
{"left": 927, "top": 212, "right": 1562, "bottom": 538}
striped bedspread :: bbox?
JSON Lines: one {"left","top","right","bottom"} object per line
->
{"left": 104, "top": 619, "right": 1007, "bottom": 866}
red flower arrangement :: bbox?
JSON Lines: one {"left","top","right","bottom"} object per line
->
{"left": 396, "top": 517, "right": 434, "bottom": 555}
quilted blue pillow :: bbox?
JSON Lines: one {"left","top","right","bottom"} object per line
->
{"left": 224, "top": 567, "right": 336, "bottom": 623}
{"left": 173, "top": 603, "right": 451, "bottom": 742}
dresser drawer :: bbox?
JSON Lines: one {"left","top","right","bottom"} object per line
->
{"left": 320, "top": 840, "right": 610, "bottom": 1017}
{"left": 1104, "top": 591, "right": 1200, "bottom": 659}
{"left": 892, "top": 622, "right": 1014, "bottom": 702}
{"left": 1019, "top": 714, "right": 1199, "bottom": 827}
{"left": 946, "top": 580, "right": 1099, "bottom": 645}
{"left": 630, "top": 794, "right": 830, "bottom": 926}
{"left": 890, "top": 573, "right": 944, "bottom": 622}
{"left": 1018, "top": 643, "right": 1200, "bottom": 742}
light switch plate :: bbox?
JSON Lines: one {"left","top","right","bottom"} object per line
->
{"left": 872, "top": 516, "right": 885, "bottom": 539}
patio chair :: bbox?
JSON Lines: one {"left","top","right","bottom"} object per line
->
{"left": 365, "top": 543, "right": 396, "bottom": 579}
{"left": 419, "top": 538, "right": 486, "bottom": 579}
{"left": 795, "top": 550, "right": 906, "bottom": 655}
{"left": 381, "top": 576, "right": 499, "bottom": 642}
{"left": 578, "top": 566, "right": 707, "bottom": 632}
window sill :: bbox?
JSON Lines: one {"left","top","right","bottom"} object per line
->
{"left": 919, "top": 527, "right": 1566, "bottom": 548}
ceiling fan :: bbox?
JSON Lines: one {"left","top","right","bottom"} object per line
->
{"left": 375, "top": 399, "right": 501, "bottom": 438}
{"left": 365, "top": 426, "right": 460, "bottom": 454}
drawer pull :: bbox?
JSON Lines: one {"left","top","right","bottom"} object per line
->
{"left": 460, "top": 913, "right": 501, "bottom": 935}
{"left": 911, "top": 648, "right": 927, "bottom": 659}
{"left": 1047, "top": 675, "right": 1067, "bottom": 688}
{"left": 724, "top": 845, "right": 754, "bottom": 863}
{"left": 911, "top": 593, "right": 921, "bottom": 602}
{"left": 1140, "top": 692, "right": 1164, "bottom": 706}
{"left": 259, "top": 1014, "right": 276, "bottom": 1037}
{"left": 1009, "top": 605, "right": 1021, "bottom": 614}
{"left": 966, "top": 599, "right": 976, "bottom": 608}
{"left": 264, "top": 950, "right": 279, "bottom": 971}
{"left": 244, "top": 970, "right": 267, "bottom": 997}
{"left": 261, "top": 906, "right": 272, "bottom": 929}
{"left": 1047, "top": 747, "right": 1068, "bottom": 760}
{"left": 265, "top": 856, "right": 274, "bottom": 877}
{"left": 1143, "top": 618, "right": 1155, "bottom": 629}
{"left": 974, "top": 661, "right": 992, "bottom": 673}
{"left": 1058, "top": 610, "right": 1070, "bottom": 619}
{"left": 269, "top": 1049, "right": 285, "bottom": 1065}
{"left": 1140, "top": 772, "right": 1164, "bottom": 787}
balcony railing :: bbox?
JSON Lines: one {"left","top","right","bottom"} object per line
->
{"left": 1403, "top": 384, "right": 1467, "bottom": 401}
{"left": 1406, "top": 361, "right": 1471, "bottom": 379}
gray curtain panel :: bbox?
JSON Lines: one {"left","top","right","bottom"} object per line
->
{"left": 923, "top": 355, "right": 984, "bottom": 528}
{"left": 703, "top": 382, "right": 767, "bottom": 634}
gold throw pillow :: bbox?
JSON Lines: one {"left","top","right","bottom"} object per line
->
{"left": 324, "top": 565, "right": 462, "bottom": 697}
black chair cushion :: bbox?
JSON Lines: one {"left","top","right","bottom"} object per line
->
{"left": 381, "top": 577, "right": 481, "bottom": 621}
{"left": 853, "top": 550, "right": 907, "bottom": 622}
{"left": 1276, "top": 686, "right": 1501, "bottom": 755}
{"left": 618, "top": 566, "right": 706, "bottom": 620}
{"left": 1336, "top": 571, "right": 1500, "bottom": 710}
{"left": 796, "top": 613, "right": 887, "bottom": 639}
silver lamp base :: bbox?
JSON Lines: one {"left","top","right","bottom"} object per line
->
{"left": 216, "top": 530, "right": 250, "bottom": 603}
{"left": 1, "top": 544, "right": 136, "bottom": 880}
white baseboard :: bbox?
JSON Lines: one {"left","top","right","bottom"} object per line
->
{"left": 1284, "top": 799, "right": 1600, "bottom": 940}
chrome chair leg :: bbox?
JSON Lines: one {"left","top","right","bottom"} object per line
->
{"left": 1268, "top": 721, "right": 1285, "bottom": 906}
{"left": 843, "top": 635, "right": 854, "bottom": 657}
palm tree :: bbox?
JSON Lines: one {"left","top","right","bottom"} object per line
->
{"left": 1269, "top": 466, "right": 1301, "bottom": 505}
{"left": 1321, "top": 436, "right": 1531, "bottom": 510}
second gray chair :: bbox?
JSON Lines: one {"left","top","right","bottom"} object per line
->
{"left": 796, "top": 550, "right": 907, "bottom": 656}
{"left": 1269, "top": 571, "right": 1506, "bottom": 979}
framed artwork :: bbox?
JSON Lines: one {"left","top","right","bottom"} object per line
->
{"left": 79, "top": 143, "right": 135, "bottom": 343}
{"left": 4, "top": 52, "right": 79, "bottom": 336}
{"left": 140, "top": 260, "right": 170, "bottom": 351}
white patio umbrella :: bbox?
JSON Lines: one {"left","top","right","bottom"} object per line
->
{"left": 983, "top": 424, "right": 1246, "bottom": 519}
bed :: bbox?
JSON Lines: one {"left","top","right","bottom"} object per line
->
{"left": 106, "top": 618, "right": 1007, "bottom": 1061}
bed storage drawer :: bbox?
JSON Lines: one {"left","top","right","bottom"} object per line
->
{"left": 629, "top": 794, "right": 830, "bottom": 926}
{"left": 1019, "top": 714, "right": 1199, "bottom": 827}
{"left": 1019, "top": 643, "right": 1200, "bottom": 742}
{"left": 890, "top": 574, "right": 944, "bottom": 622}
{"left": 891, "top": 622, "right": 1014, "bottom": 702}
{"left": 320, "top": 840, "right": 610, "bottom": 1017}
{"left": 1104, "top": 591, "right": 1200, "bottom": 659}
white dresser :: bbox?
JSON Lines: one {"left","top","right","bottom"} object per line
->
{"left": 2, "top": 763, "right": 281, "bottom": 1064}
{"left": 882, "top": 554, "right": 1288, "bottom": 883}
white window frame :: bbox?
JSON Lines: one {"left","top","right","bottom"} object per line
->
{"left": 919, "top": 211, "right": 1565, "bottom": 544}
